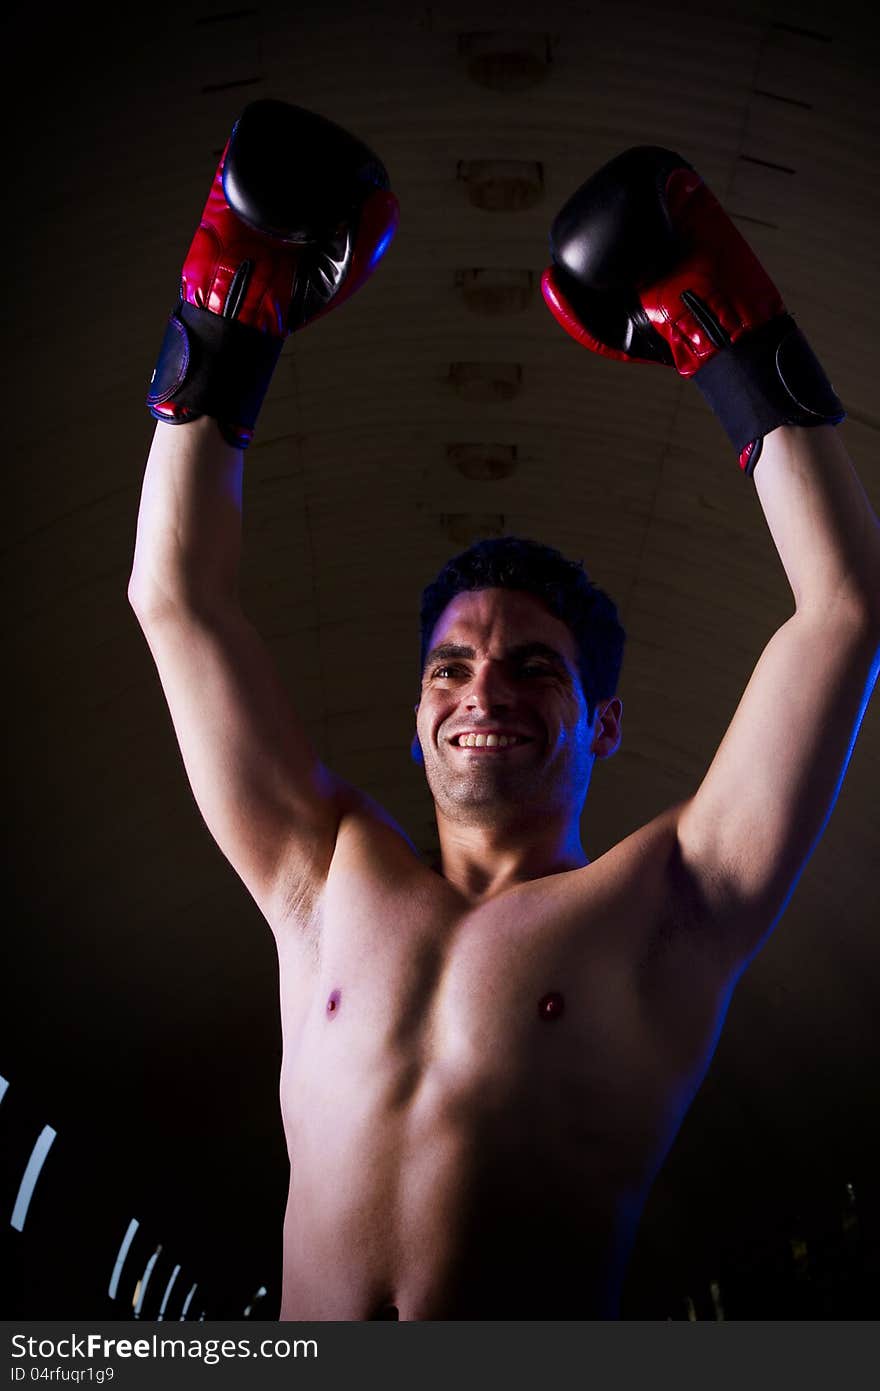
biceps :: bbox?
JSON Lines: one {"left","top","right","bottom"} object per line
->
{"left": 133, "top": 602, "right": 341, "bottom": 918}
{"left": 677, "top": 605, "right": 879, "bottom": 930}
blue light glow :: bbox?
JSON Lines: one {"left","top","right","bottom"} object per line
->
{"left": 244, "top": 1284, "right": 268, "bottom": 1316}
{"left": 158, "top": 1263, "right": 181, "bottom": 1320}
{"left": 368, "top": 228, "right": 394, "bottom": 269}
{"left": 10, "top": 1126, "right": 56, "bottom": 1232}
{"left": 108, "top": 1218, "right": 139, "bottom": 1299}
{"left": 133, "top": 1244, "right": 162, "bottom": 1316}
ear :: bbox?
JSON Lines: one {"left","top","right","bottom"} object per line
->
{"left": 590, "top": 697, "right": 622, "bottom": 759}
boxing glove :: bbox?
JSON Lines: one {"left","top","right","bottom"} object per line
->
{"left": 541, "top": 146, "right": 844, "bottom": 474}
{"left": 147, "top": 99, "right": 399, "bottom": 448}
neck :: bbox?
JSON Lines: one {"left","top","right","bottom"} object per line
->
{"left": 434, "top": 809, "right": 589, "bottom": 902}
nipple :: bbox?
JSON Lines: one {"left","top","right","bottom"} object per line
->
{"left": 326, "top": 989, "right": 341, "bottom": 1017}
{"left": 538, "top": 990, "right": 565, "bottom": 1021}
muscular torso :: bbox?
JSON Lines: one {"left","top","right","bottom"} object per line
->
{"left": 274, "top": 806, "right": 734, "bottom": 1320}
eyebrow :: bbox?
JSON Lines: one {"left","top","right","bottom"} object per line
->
{"left": 423, "top": 641, "right": 572, "bottom": 672}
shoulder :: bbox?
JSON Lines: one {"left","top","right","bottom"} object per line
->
{"left": 332, "top": 780, "right": 424, "bottom": 866}
{"left": 270, "top": 775, "right": 423, "bottom": 941}
{"left": 593, "top": 804, "right": 745, "bottom": 1072}
{"left": 586, "top": 802, "right": 684, "bottom": 904}
{"left": 629, "top": 800, "right": 747, "bottom": 1005}
{"left": 587, "top": 802, "right": 740, "bottom": 979}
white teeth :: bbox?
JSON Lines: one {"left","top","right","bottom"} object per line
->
{"left": 456, "top": 733, "right": 523, "bottom": 747}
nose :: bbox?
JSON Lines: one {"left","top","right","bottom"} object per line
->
{"left": 465, "top": 659, "right": 515, "bottom": 714}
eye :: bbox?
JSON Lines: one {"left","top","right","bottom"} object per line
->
{"left": 431, "top": 664, "right": 468, "bottom": 679}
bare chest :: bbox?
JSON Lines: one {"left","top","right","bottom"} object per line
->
{"left": 277, "top": 839, "right": 722, "bottom": 1180}
{"left": 272, "top": 816, "right": 737, "bottom": 1316}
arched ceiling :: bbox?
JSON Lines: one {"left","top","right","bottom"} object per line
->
{"left": 5, "top": 0, "right": 878, "bottom": 1316}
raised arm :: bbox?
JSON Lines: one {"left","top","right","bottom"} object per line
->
{"left": 541, "top": 143, "right": 878, "bottom": 976}
{"left": 129, "top": 418, "right": 343, "bottom": 929}
{"left": 675, "top": 423, "right": 879, "bottom": 968}
{"left": 128, "top": 100, "right": 398, "bottom": 931}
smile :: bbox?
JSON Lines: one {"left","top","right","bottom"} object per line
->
{"left": 450, "top": 732, "right": 532, "bottom": 749}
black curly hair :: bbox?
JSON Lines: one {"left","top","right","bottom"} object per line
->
{"left": 419, "top": 536, "right": 625, "bottom": 722}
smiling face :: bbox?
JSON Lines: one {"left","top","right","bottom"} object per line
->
{"left": 414, "top": 588, "right": 599, "bottom": 828}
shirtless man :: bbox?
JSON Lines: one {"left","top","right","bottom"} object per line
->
{"left": 129, "top": 101, "right": 880, "bottom": 1319}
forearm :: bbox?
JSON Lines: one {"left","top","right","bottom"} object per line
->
{"left": 128, "top": 417, "right": 245, "bottom": 616}
{"left": 753, "top": 425, "right": 880, "bottom": 618}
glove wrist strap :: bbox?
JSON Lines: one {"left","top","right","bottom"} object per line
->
{"left": 147, "top": 300, "right": 284, "bottom": 449}
{"left": 693, "top": 315, "right": 845, "bottom": 476}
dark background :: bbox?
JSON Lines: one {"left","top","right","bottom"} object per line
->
{"left": 3, "top": 0, "right": 878, "bottom": 1320}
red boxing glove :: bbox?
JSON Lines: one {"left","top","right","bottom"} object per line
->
{"left": 541, "top": 146, "right": 844, "bottom": 474}
{"left": 148, "top": 99, "right": 399, "bottom": 448}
